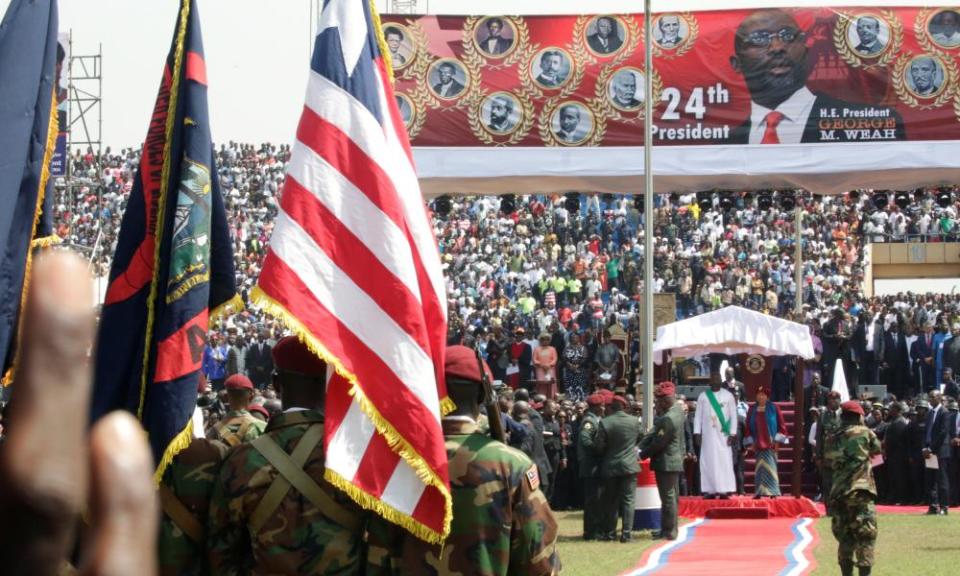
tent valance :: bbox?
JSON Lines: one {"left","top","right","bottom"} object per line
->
{"left": 652, "top": 306, "right": 815, "bottom": 363}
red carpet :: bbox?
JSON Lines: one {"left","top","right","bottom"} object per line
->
{"left": 622, "top": 518, "right": 818, "bottom": 576}
{"left": 679, "top": 495, "right": 821, "bottom": 519}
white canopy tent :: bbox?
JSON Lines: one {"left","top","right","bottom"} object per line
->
{"left": 652, "top": 305, "right": 815, "bottom": 362}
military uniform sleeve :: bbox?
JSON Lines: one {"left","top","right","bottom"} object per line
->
{"left": 641, "top": 416, "right": 676, "bottom": 459}
{"left": 867, "top": 429, "right": 882, "bottom": 457}
{"left": 207, "top": 454, "right": 250, "bottom": 575}
{"left": 593, "top": 420, "right": 607, "bottom": 454}
{"left": 579, "top": 418, "right": 598, "bottom": 451}
{"left": 508, "top": 461, "right": 560, "bottom": 576}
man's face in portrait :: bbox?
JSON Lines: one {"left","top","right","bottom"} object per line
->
{"left": 731, "top": 10, "right": 809, "bottom": 108}
{"left": 856, "top": 17, "right": 879, "bottom": 46}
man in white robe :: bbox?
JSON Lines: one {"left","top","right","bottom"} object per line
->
{"left": 694, "top": 381, "right": 738, "bottom": 498}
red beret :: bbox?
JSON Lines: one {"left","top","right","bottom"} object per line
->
{"left": 586, "top": 394, "right": 604, "bottom": 407}
{"left": 841, "top": 400, "right": 864, "bottom": 416}
{"left": 654, "top": 381, "right": 675, "bottom": 397}
{"left": 612, "top": 395, "right": 629, "bottom": 407}
{"left": 827, "top": 390, "right": 842, "bottom": 399}
{"left": 598, "top": 388, "right": 615, "bottom": 405}
{"left": 225, "top": 374, "right": 254, "bottom": 391}
{"left": 273, "top": 336, "right": 327, "bottom": 376}
{"left": 248, "top": 404, "right": 270, "bottom": 420}
{"left": 445, "top": 345, "right": 492, "bottom": 384}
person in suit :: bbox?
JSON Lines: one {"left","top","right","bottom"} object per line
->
{"left": 728, "top": 9, "right": 905, "bottom": 144}
{"left": 943, "top": 368, "right": 960, "bottom": 400}
{"left": 656, "top": 15, "right": 684, "bottom": 48}
{"left": 853, "top": 16, "right": 885, "bottom": 55}
{"left": 883, "top": 402, "right": 910, "bottom": 505}
{"left": 554, "top": 104, "right": 585, "bottom": 144}
{"left": 941, "top": 323, "right": 960, "bottom": 378}
{"left": 486, "top": 94, "right": 516, "bottom": 134}
{"left": 587, "top": 16, "right": 623, "bottom": 54}
{"left": 535, "top": 50, "right": 567, "bottom": 88}
{"left": 432, "top": 62, "right": 465, "bottom": 98}
{"left": 881, "top": 323, "right": 909, "bottom": 400}
{"left": 610, "top": 70, "right": 641, "bottom": 110}
{"left": 853, "top": 312, "right": 884, "bottom": 389}
{"left": 384, "top": 26, "right": 407, "bottom": 68}
{"left": 479, "top": 17, "right": 513, "bottom": 55}
{"left": 822, "top": 309, "right": 853, "bottom": 394}
{"left": 244, "top": 328, "right": 273, "bottom": 390}
{"left": 909, "top": 56, "right": 942, "bottom": 97}
{"left": 913, "top": 323, "right": 937, "bottom": 393}
{"left": 928, "top": 391, "right": 956, "bottom": 514}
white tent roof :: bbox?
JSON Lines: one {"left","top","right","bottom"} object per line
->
{"left": 652, "top": 306, "right": 815, "bottom": 363}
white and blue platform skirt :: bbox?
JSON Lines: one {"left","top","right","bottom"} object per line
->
{"left": 633, "top": 459, "right": 662, "bottom": 531}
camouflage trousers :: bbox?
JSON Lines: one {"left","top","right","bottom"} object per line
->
{"left": 831, "top": 491, "right": 877, "bottom": 568}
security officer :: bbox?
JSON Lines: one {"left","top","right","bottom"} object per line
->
{"left": 208, "top": 373, "right": 266, "bottom": 447}
{"left": 595, "top": 395, "right": 641, "bottom": 542}
{"left": 578, "top": 394, "right": 605, "bottom": 540}
{"left": 829, "top": 400, "right": 882, "bottom": 576}
{"left": 395, "top": 345, "right": 560, "bottom": 575}
{"left": 816, "top": 390, "right": 843, "bottom": 514}
{"left": 639, "top": 382, "right": 685, "bottom": 541}
{"left": 207, "top": 337, "right": 384, "bottom": 574}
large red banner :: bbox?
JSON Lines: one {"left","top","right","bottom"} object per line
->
{"left": 383, "top": 8, "right": 960, "bottom": 148}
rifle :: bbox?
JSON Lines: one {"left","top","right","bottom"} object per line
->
{"left": 475, "top": 346, "right": 505, "bottom": 443}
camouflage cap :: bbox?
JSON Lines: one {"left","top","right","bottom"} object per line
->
{"left": 948, "top": 399, "right": 959, "bottom": 411}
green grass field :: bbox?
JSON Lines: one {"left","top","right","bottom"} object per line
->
{"left": 811, "top": 513, "right": 960, "bottom": 575}
{"left": 554, "top": 510, "right": 960, "bottom": 575}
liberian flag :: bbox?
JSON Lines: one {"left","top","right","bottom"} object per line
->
{"left": 252, "top": 0, "right": 451, "bottom": 543}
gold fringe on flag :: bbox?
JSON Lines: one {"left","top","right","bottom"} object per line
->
{"left": 250, "top": 286, "right": 453, "bottom": 543}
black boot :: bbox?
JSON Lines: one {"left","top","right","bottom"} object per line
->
{"left": 859, "top": 566, "right": 871, "bottom": 576}
{"left": 840, "top": 561, "right": 854, "bottom": 576}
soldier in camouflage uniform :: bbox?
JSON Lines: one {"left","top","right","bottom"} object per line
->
{"left": 207, "top": 337, "right": 389, "bottom": 575}
{"left": 639, "top": 382, "right": 685, "bottom": 541}
{"left": 393, "top": 345, "right": 560, "bottom": 575}
{"left": 577, "top": 394, "right": 605, "bottom": 540}
{"left": 208, "top": 374, "right": 266, "bottom": 447}
{"left": 816, "top": 390, "right": 843, "bottom": 515}
{"left": 158, "top": 428, "right": 229, "bottom": 576}
{"left": 829, "top": 400, "right": 882, "bottom": 576}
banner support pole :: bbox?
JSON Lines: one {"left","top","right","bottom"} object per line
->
{"left": 643, "top": 0, "right": 655, "bottom": 430}
{"left": 795, "top": 196, "right": 803, "bottom": 316}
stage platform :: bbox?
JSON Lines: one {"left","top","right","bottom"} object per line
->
{"left": 679, "top": 495, "right": 821, "bottom": 519}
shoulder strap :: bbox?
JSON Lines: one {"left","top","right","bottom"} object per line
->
{"left": 249, "top": 425, "right": 361, "bottom": 534}
{"left": 158, "top": 484, "right": 204, "bottom": 543}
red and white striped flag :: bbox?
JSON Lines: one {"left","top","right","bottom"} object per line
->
{"left": 252, "top": 0, "right": 451, "bottom": 543}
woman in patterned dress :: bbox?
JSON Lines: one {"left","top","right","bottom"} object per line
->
{"left": 561, "top": 332, "right": 588, "bottom": 402}
{"left": 746, "top": 385, "right": 788, "bottom": 498}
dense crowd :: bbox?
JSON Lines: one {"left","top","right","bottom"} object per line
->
{"left": 44, "top": 145, "right": 960, "bottom": 514}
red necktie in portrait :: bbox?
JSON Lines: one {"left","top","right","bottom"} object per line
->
{"left": 761, "top": 111, "right": 784, "bottom": 144}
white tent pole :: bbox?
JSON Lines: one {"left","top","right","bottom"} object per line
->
{"left": 795, "top": 195, "right": 803, "bottom": 316}
{"left": 642, "top": 0, "right": 655, "bottom": 430}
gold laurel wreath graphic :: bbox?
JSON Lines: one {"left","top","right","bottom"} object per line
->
{"left": 402, "top": 94, "right": 427, "bottom": 139}
{"left": 650, "top": 12, "right": 699, "bottom": 59}
{"left": 394, "top": 19, "right": 429, "bottom": 82}
{"left": 591, "top": 65, "right": 663, "bottom": 124}
{"left": 892, "top": 51, "right": 958, "bottom": 110}
{"left": 916, "top": 8, "right": 960, "bottom": 56}
{"left": 537, "top": 99, "right": 606, "bottom": 147}
{"left": 467, "top": 90, "right": 536, "bottom": 146}
{"left": 832, "top": 10, "right": 903, "bottom": 69}
{"left": 953, "top": 90, "right": 960, "bottom": 124}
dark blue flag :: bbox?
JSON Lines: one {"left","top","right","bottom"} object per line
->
{"left": 92, "top": 0, "right": 239, "bottom": 481}
{"left": 0, "top": 0, "right": 61, "bottom": 384}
